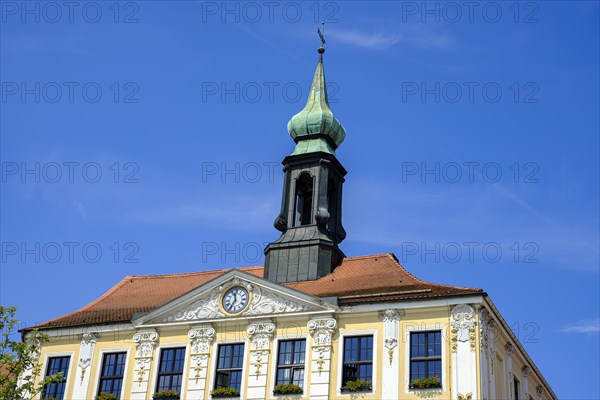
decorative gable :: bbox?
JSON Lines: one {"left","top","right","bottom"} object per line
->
{"left": 133, "top": 270, "right": 337, "bottom": 326}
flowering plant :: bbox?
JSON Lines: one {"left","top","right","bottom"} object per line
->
{"left": 210, "top": 386, "right": 240, "bottom": 397}
{"left": 409, "top": 376, "right": 442, "bottom": 389}
{"left": 344, "top": 379, "right": 372, "bottom": 392}
{"left": 153, "top": 389, "right": 180, "bottom": 398}
{"left": 96, "top": 393, "right": 118, "bottom": 400}
{"left": 273, "top": 383, "right": 303, "bottom": 394}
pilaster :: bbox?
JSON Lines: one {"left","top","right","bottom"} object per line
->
{"left": 451, "top": 304, "right": 477, "bottom": 400}
{"left": 130, "top": 329, "right": 158, "bottom": 400}
{"left": 72, "top": 332, "right": 97, "bottom": 399}
{"left": 379, "top": 309, "right": 404, "bottom": 399}
{"left": 186, "top": 325, "right": 215, "bottom": 400}
{"left": 307, "top": 316, "right": 337, "bottom": 399}
{"left": 522, "top": 366, "right": 531, "bottom": 399}
{"left": 246, "top": 320, "right": 275, "bottom": 400}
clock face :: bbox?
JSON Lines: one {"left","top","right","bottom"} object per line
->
{"left": 222, "top": 286, "right": 249, "bottom": 314}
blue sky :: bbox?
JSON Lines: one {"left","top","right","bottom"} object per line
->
{"left": 1, "top": 1, "right": 598, "bottom": 397}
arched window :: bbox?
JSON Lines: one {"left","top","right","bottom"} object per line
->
{"left": 294, "top": 173, "right": 313, "bottom": 226}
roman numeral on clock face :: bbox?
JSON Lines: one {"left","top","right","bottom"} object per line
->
{"left": 222, "top": 287, "right": 249, "bottom": 313}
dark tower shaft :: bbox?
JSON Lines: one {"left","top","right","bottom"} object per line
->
{"left": 264, "top": 47, "right": 347, "bottom": 283}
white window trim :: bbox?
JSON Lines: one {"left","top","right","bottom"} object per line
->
{"left": 495, "top": 352, "right": 506, "bottom": 400}
{"left": 336, "top": 329, "right": 378, "bottom": 397}
{"left": 91, "top": 347, "right": 131, "bottom": 400}
{"left": 514, "top": 373, "right": 522, "bottom": 400}
{"left": 209, "top": 340, "right": 247, "bottom": 398}
{"left": 269, "top": 334, "right": 309, "bottom": 396}
{"left": 38, "top": 351, "right": 75, "bottom": 400}
{"left": 149, "top": 342, "right": 191, "bottom": 397}
{"left": 403, "top": 324, "right": 447, "bottom": 394}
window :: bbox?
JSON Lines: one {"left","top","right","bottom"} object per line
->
{"left": 342, "top": 336, "right": 373, "bottom": 387}
{"left": 155, "top": 348, "right": 186, "bottom": 393}
{"left": 43, "top": 356, "right": 70, "bottom": 400}
{"left": 214, "top": 343, "right": 244, "bottom": 391}
{"left": 276, "top": 339, "right": 306, "bottom": 388}
{"left": 294, "top": 173, "right": 313, "bottom": 226}
{"left": 514, "top": 377, "right": 521, "bottom": 400}
{"left": 410, "top": 331, "right": 442, "bottom": 382}
{"left": 97, "top": 352, "right": 126, "bottom": 397}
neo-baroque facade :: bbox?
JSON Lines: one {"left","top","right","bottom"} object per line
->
{"left": 23, "top": 45, "right": 556, "bottom": 400}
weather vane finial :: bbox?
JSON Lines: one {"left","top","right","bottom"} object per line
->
{"left": 317, "top": 21, "right": 326, "bottom": 53}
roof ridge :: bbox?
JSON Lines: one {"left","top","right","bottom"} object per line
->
{"left": 127, "top": 266, "right": 264, "bottom": 279}
{"left": 343, "top": 253, "right": 394, "bottom": 261}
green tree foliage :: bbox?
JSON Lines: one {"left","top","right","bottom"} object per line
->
{"left": 0, "top": 306, "right": 63, "bottom": 400}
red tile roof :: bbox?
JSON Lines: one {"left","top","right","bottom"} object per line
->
{"left": 30, "top": 253, "right": 483, "bottom": 330}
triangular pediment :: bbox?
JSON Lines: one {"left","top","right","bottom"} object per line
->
{"left": 133, "top": 269, "right": 337, "bottom": 326}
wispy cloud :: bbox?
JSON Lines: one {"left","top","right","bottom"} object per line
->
{"left": 328, "top": 25, "right": 457, "bottom": 51}
{"left": 561, "top": 319, "right": 600, "bottom": 334}
{"left": 127, "top": 195, "right": 278, "bottom": 232}
{"left": 328, "top": 29, "right": 403, "bottom": 50}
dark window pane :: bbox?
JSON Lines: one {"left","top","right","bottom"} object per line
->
{"left": 43, "top": 356, "right": 70, "bottom": 400}
{"left": 276, "top": 340, "right": 306, "bottom": 387}
{"left": 97, "top": 352, "right": 127, "bottom": 397}
{"left": 215, "top": 344, "right": 245, "bottom": 391}
{"left": 410, "top": 331, "right": 442, "bottom": 382}
{"left": 156, "top": 348, "right": 186, "bottom": 393}
{"left": 342, "top": 336, "right": 373, "bottom": 389}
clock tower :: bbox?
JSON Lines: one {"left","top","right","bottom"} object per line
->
{"left": 264, "top": 45, "right": 347, "bottom": 283}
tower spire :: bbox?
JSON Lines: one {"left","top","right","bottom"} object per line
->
{"left": 264, "top": 38, "right": 347, "bottom": 284}
{"left": 286, "top": 30, "right": 345, "bottom": 156}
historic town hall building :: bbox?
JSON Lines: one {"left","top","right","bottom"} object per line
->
{"left": 24, "top": 45, "right": 556, "bottom": 400}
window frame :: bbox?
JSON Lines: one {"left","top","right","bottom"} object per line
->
{"left": 93, "top": 348, "right": 131, "bottom": 400}
{"left": 212, "top": 342, "right": 246, "bottom": 393}
{"left": 409, "top": 330, "right": 442, "bottom": 382}
{"left": 96, "top": 351, "right": 128, "bottom": 398}
{"left": 274, "top": 339, "right": 307, "bottom": 389}
{"left": 41, "top": 353, "right": 73, "bottom": 400}
{"left": 270, "top": 335, "right": 308, "bottom": 394}
{"left": 514, "top": 376, "right": 521, "bottom": 400}
{"left": 154, "top": 346, "right": 187, "bottom": 394}
{"left": 404, "top": 324, "right": 446, "bottom": 393}
{"left": 336, "top": 329, "right": 377, "bottom": 396}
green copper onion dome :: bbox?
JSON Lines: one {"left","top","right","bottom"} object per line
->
{"left": 287, "top": 48, "right": 346, "bottom": 156}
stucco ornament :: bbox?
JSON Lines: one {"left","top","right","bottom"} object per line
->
{"left": 308, "top": 318, "right": 337, "bottom": 348}
{"left": 247, "top": 321, "right": 275, "bottom": 377}
{"left": 458, "top": 393, "right": 473, "bottom": 400}
{"left": 308, "top": 317, "right": 337, "bottom": 375}
{"left": 247, "top": 321, "right": 276, "bottom": 350}
{"left": 133, "top": 330, "right": 158, "bottom": 385}
{"left": 536, "top": 385, "right": 544, "bottom": 397}
{"left": 247, "top": 285, "right": 309, "bottom": 315}
{"left": 78, "top": 332, "right": 97, "bottom": 383}
{"left": 188, "top": 325, "right": 215, "bottom": 355}
{"left": 379, "top": 309, "right": 404, "bottom": 364}
{"left": 505, "top": 343, "right": 515, "bottom": 356}
{"left": 451, "top": 304, "right": 476, "bottom": 352}
{"left": 163, "top": 279, "right": 311, "bottom": 322}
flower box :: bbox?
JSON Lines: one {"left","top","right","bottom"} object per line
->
{"left": 96, "top": 393, "right": 118, "bottom": 400}
{"left": 210, "top": 387, "right": 240, "bottom": 398}
{"left": 152, "top": 389, "right": 180, "bottom": 399}
{"left": 342, "top": 379, "right": 372, "bottom": 392}
{"left": 273, "top": 383, "right": 303, "bottom": 395}
{"left": 409, "top": 376, "right": 442, "bottom": 389}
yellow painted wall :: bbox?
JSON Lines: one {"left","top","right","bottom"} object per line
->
{"left": 33, "top": 306, "right": 554, "bottom": 400}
